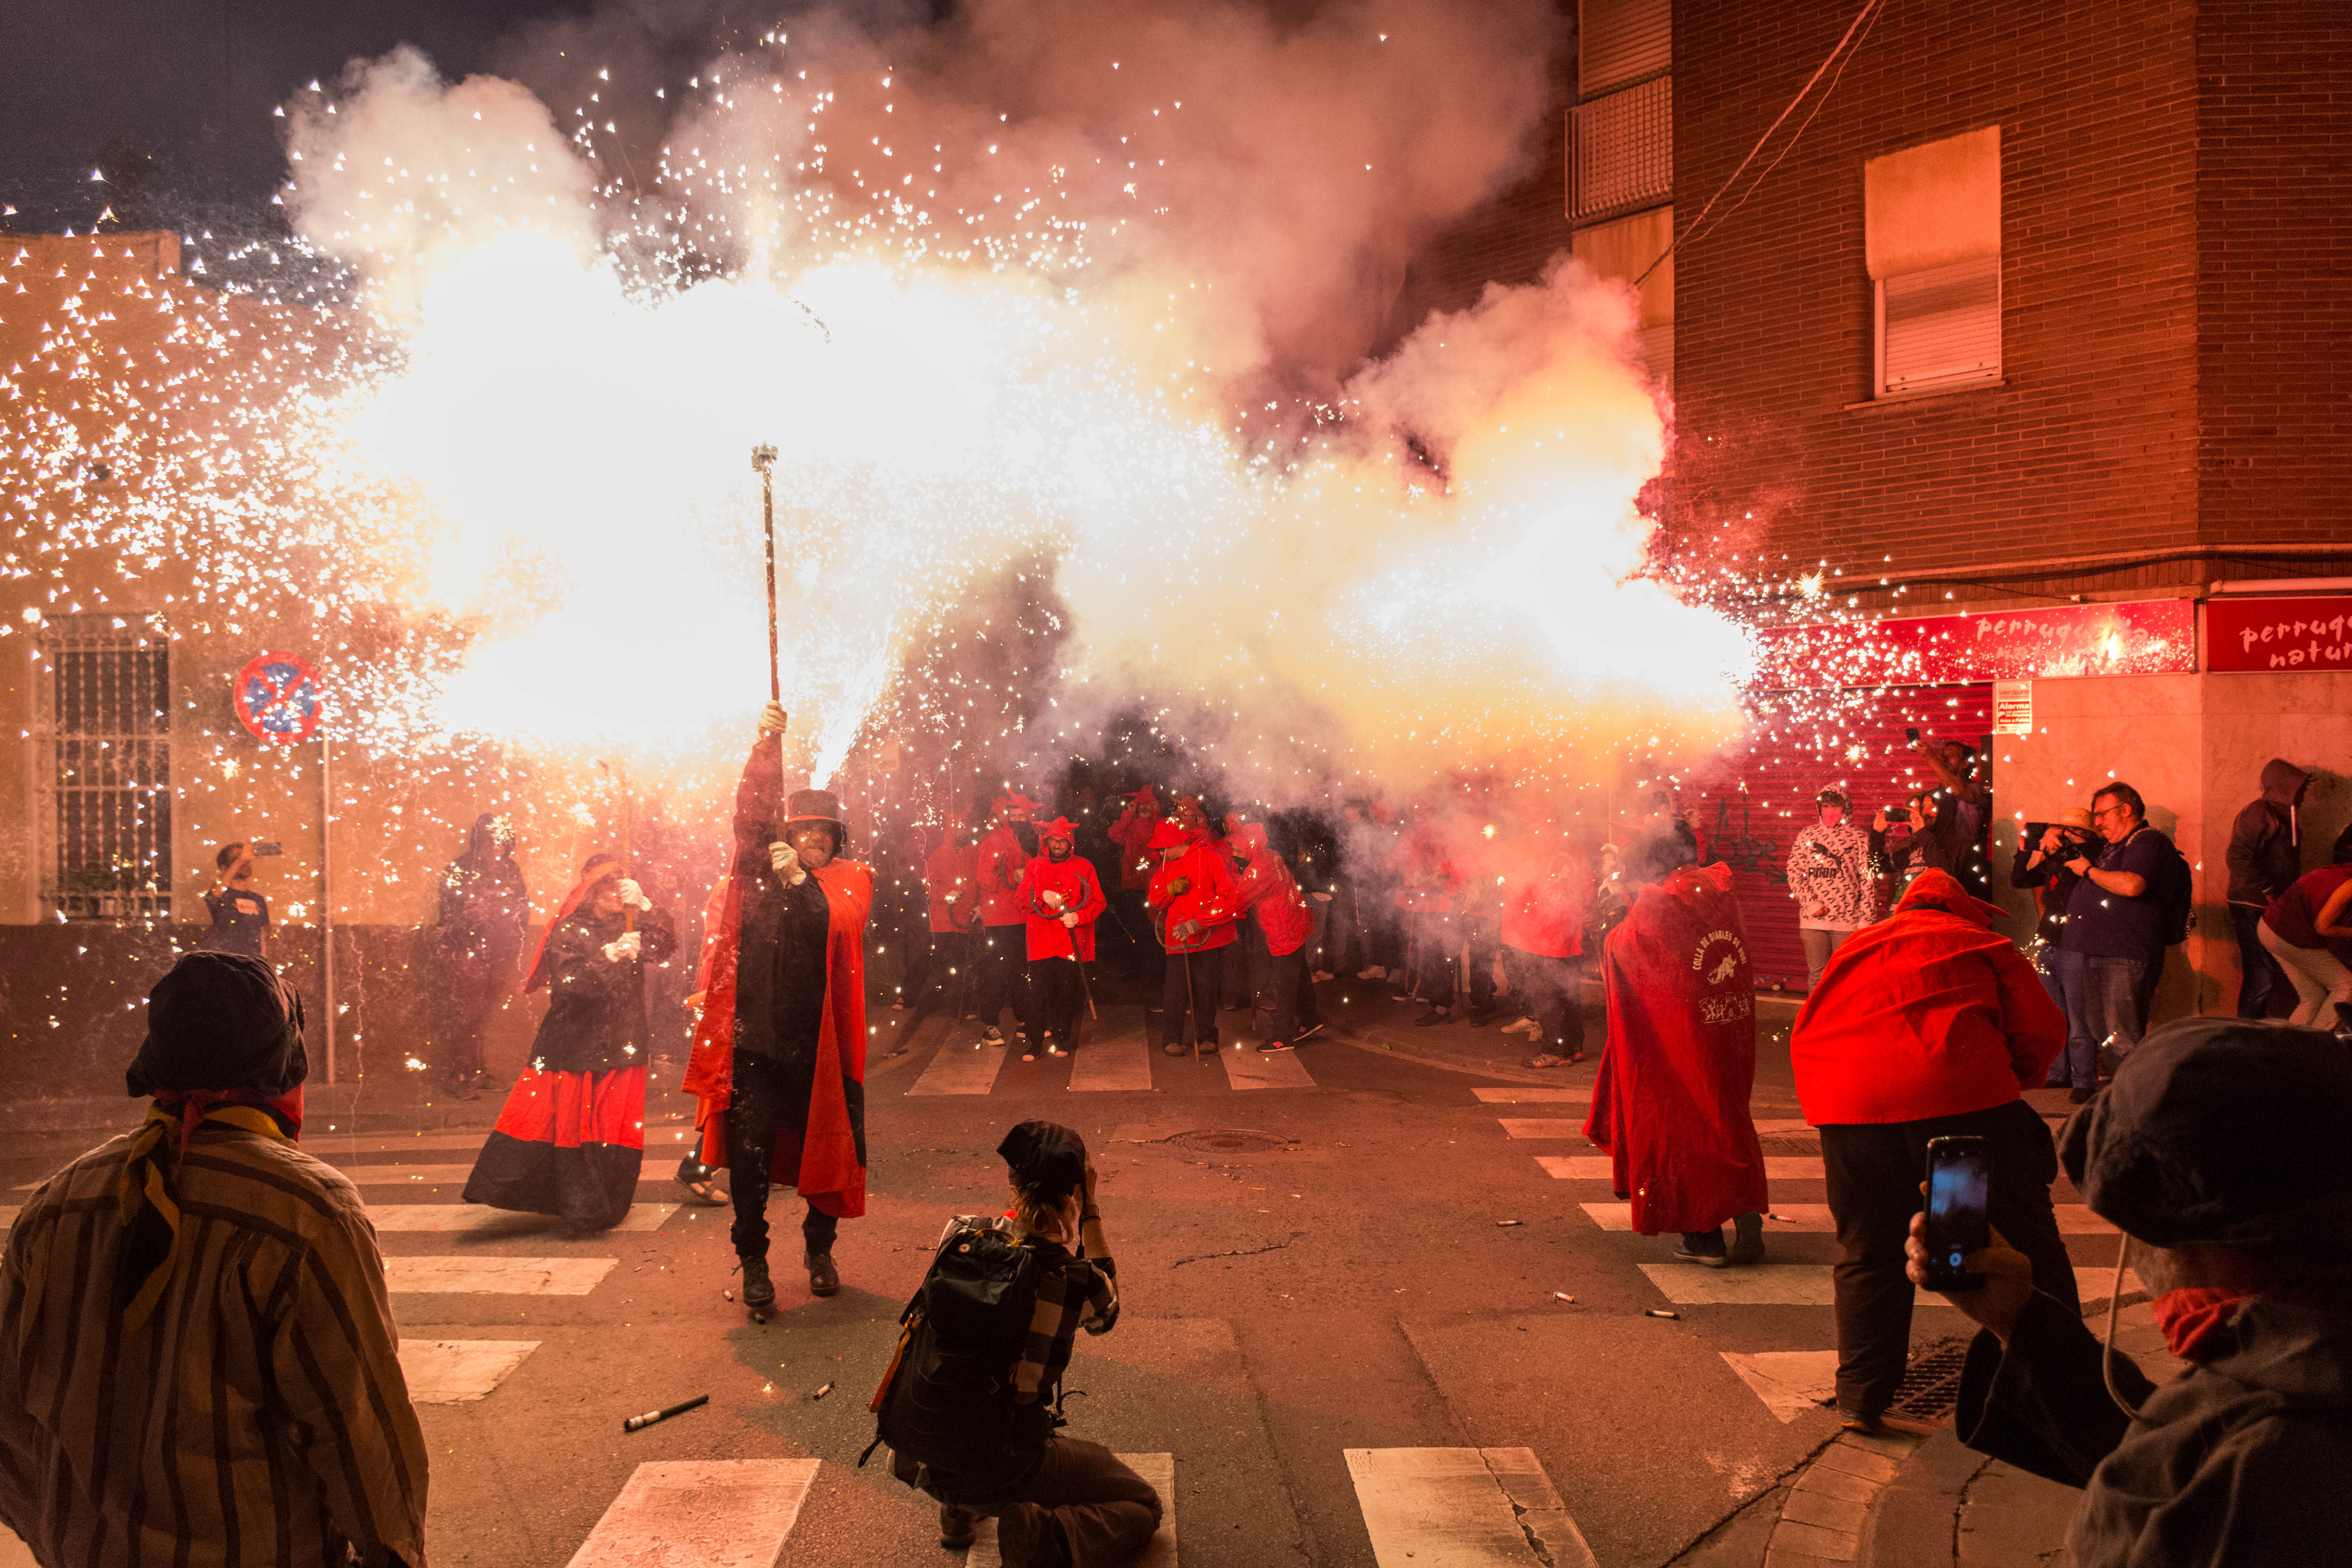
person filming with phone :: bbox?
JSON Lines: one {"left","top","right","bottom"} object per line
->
{"left": 1910, "top": 1016, "right": 2352, "bottom": 1563}
{"left": 202, "top": 840, "right": 276, "bottom": 960}
{"left": 1790, "top": 868, "right": 2078, "bottom": 1434}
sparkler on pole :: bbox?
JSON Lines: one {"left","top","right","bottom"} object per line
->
{"left": 751, "top": 444, "right": 781, "bottom": 715}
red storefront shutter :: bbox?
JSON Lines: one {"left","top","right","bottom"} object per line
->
{"left": 1681, "top": 684, "right": 1994, "bottom": 991}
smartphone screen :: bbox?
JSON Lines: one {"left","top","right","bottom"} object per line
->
{"left": 1904, "top": 726, "right": 1921, "bottom": 743}
{"left": 1922, "top": 1136, "right": 1991, "bottom": 1291}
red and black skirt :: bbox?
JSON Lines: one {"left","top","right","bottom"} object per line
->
{"left": 463, "top": 1066, "right": 646, "bottom": 1231}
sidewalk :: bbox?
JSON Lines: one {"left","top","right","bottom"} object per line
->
{"left": 1673, "top": 1299, "right": 2183, "bottom": 1568}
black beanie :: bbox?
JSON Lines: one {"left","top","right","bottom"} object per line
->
{"left": 126, "top": 951, "right": 308, "bottom": 1100}
{"left": 997, "top": 1119, "right": 1089, "bottom": 1207}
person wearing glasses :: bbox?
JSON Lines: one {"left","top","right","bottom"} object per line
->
{"left": 2058, "top": 783, "right": 2177, "bottom": 1069}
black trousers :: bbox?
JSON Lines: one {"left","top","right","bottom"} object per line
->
{"left": 926, "top": 1436, "right": 1163, "bottom": 1566}
{"left": 1460, "top": 919, "right": 1498, "bottom": 1015}
{"left": 724, "top": 1049, "right": 843, "bottom": 1261}
{"left": 1266, "top": 947, "right": 1321, "bottom": 1045}
{"left": 1818, "top": 1098, "right": 2078, "bottom": 1418}
{"left": 1503, "top": 947, "right": 1584, "bottom": 1056}
{"left": 1161, "top": 946, "right": 1226, "bottom": 1046}
{"left": 972, "top": 925, "right": 1034, "bottom": 1034}
{"left": 1029, "top": 956, "right": 1087, "bottom": 1048}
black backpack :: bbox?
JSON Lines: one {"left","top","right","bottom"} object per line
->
{"left": 862, "top": 1221, "right": 1047, "bottom": 1495}
{"left": 2155, "top": 834, "right": 2194, "bottom": 946}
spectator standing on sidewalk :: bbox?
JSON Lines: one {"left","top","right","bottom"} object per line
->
{"left": 1582, "top": 839, "right": 1769, "bottom": 1269}
{"left": 2258, "top": 855, "right": 2352, "bottom": 1029}
{"left": 2058, "top": 782, "right": 2183, "bottom": 1065}
{"left": 1791, "top": 868, "right": 2078, "bottom": 1434}
{"left": 1785, "top": 787, "right": 1884, "bottom": 991}
{"left": 1922, "top": 1018, "right": 2352, "bottom": 1565}
{"left": 0, "top": 952, "right": 430, "bottom": 1568}
{"left": 432, "top": 812, "right": 530, "bottom": 1099}
{"left": 2225, "top": 759, "right": 2309, "bottom": 1018}
{"left": 2010, "top": 808, "right": 2099, "bottom": 1096}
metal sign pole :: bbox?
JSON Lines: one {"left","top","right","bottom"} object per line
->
{"left": 322, "top": 731, "right": 336, "bottom": 1085}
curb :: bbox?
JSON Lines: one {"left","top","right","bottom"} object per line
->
{"left": 1762, "top": 1427, "right": 1929, "bottom": 1566}
{"left": 1323, "top": 1025, "right": 1590, "bottom": 1087}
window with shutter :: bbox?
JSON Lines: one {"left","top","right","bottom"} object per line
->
{"left": 42, "top": 615, "right": 173, "bottom": 920}
{"left": 1573, "top": 75, "right": 1673, "bottom": 223}
{"left": 1579, "top": 0, "right": 1671, "bottom": 97}
{"left": 1877, "top": 254, "right": 2001, "bottom": 396}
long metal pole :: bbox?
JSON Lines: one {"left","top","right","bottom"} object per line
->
{"left": 321, "top": 731, "right": 335, "bottom": 1085}
{"left": 754, "top": 446, "right": 780, "bottom": 704}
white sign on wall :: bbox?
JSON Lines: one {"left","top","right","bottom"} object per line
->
{"left": 1991, "top": 679, "right": 2034, "bottom": 734}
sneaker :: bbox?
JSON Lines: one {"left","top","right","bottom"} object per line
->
{"left": 1503, "top": 1017, "right": 1540, "bottom": 1037}
{"left": 1414, "top": 1008, "right": 1451, "bottom": 1027}
{"left": 938, "top": 1504, "right": 977, "bottom": 1550}
{"left": 980, "top": 1025, "right": 1006, "bottom": 1047}
{"left": 1466, "top": 1010, "right": 1494, "bottom": 1029}
{"left": 1261, "top": 1040, "right": 1294, "bottom": 1052}
{"left": 1312, "top": 970, "right": 1336, "bottom": 982}
{"left": 1357, "top": 966, "right": 1387, "bottom": 980}
{"left": 1673, "top": 1232, "right": 1730, "bottom": 1269}
{"left": 1729, "top": 1210, "right": 1765, "bottom": 1266}
{"left": 1295, "top": 1022, "right": 1325, "bottom": 1042}
{"left": 1163, "top": 1042, "right": 1187, "bottom": 1056}
{"left": 1045, "top": 1045, "right": 1069, "bottom": 1057}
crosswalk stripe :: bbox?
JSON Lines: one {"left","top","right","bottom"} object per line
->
{"left": 566, "top": 1460, "right": 821, "bottom": 1568}
{"left": 309, "top": 1131, "right": 512, "bottom": 1156}
{"left": 1639, "top": 1263, "right": 2143, "bottom": 1307}
{"left": 964, "top": 1452, "right": 1176, "bottom": 1567}
{"left": 910, "top": 1040, "right": 1012, "bottom": 1096}
{"left": 1720, "top": 1350, "right": 1840, "bottom": 1423}
{"left": 367, "top": 1203, "right": 676, "bottom": 1233}
{"left": 398, "top": 1339, "right": 540, "bottom": 1403}
{"left": 1067, "top": 1038, "right": 1155, "bottom": 1092}
{"left": 1344, "top": 1447, "right": 1595, "bottom": 1568}
{"left": 1538, "top": 1156, "right": 1824, "bottom": 1181}
{"left": 1221, "top": 1048, "right": 1317, "bottom": 1091}
{"left": 1582, "top": 1202, "right": 2117, "bottom": 1234}
{"left": 384, "top": 1256, "right": 617, "bottom": 1295}
{"left": 1470, "top": 1088, "right": 1589, "bottom": 1103}
{"left": 1498, "top": 1119, "right": 1584, "bottom": 1140}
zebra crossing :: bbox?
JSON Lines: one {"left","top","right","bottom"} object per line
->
{"left": 909, "top": 1032, "right": 1319, "bottom": 1096}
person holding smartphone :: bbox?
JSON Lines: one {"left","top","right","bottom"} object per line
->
{"left": 201, "top": 841, "right": 271, "bottom": 960}
{"left": 1789, "top": 868, "right": 2077, "bottom": 1434}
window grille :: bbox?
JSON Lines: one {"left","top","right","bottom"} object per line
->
{"left": 41, "top": 615, "right": 172, "bottom": 920}
{"left": 1876, "top": 254, "right": 2002, "bottom": 396}
{"left": 1573, "top": 76, "right": 1673, "bottom": 224}
{"left": 1579, "top": 0, "right": 1671, "bottom": 98}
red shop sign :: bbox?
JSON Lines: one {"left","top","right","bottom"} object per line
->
{"left": 2205, "top": 595, "right": 2352, "bottom": 674}
{"left": 1757, "top": 599, "right": 2197, "bottom": 690}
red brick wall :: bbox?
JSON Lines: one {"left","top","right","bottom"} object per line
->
{"left": 2194, "top": 4, "right": 2352, "bottom": 546}
{"left": 1667, "top": 0, "right": 2206, "bottom": 586}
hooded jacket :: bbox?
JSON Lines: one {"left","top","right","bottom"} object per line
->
{"left": 1018, "top": 843, "right": 1107, "bottom": 962}
{"left": 1785, "top": 817, "right": 1882, "bottom": 930}
{"left": 1790, "top": 869, "right": 2065, "bottom": 1125}
{"left": 1230, "top": 823, "right": 1314, "bottom": 957}
{"left": 1146, "top": 826, "right": 1239, "bottom": 954}
{"left": 924, "top": 838, "right": 979, "bottom": 933}
{"left": 2225, "top": 758, "right": 2308, "bottom": 907}
{"left": 1498, "top": 835, "right": 1592, "bottom": 958}
{"left": 1108, "top": 790, "right": 1162, "bottom": 891}
{"left": 437, "top": 812, "right": 530, "bottom": 962}
{"left": 976, "top": 819, "right": 1033, "bottom": 926}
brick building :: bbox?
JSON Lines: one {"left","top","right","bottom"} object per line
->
{"left": 1553, "top": 0, "right": 2352, "bottom": 1000}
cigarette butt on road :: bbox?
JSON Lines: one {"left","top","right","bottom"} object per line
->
{"left": 812, "top": 1383, "right": 834, "bottom": 1400}
{"left": 1552, "top": 1292, "right": 1575, "bottom": 1303}
{"left": 623, "top": 1393, "right": 710, "bottom": 1433}
{"left": 1768, "top": 1214, "right": 1792, "bottom": 1222}
{"left": 722, "top": 1289, "right": 735, "bottom": 1302}
{"left": 1496, "top": 1220, "right": 1525, "bottom": 1228}
{"left": 1644, "top": 1309, "right": 1681, "bottom": 1321}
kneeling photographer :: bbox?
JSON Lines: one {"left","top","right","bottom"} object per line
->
{"left": 1910, "top": 1017, "right": 2352, "bottom": 1564}
{"left": 869, "top": 1120, "right": 1161, "bottom": 1568}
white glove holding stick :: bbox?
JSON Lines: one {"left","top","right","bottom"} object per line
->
{"left": 769, "top": 842, "right": 807, "bottom": 886}
{"left": 617, "top": 878, "right": 653, "bottom": 912}
{"left": 602, "top": 931, "right": 644, "bottom": 963}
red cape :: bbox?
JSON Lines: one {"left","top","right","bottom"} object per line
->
{"left": 681, "top": 743, "right": 871, "bottom": 1219}
{"left": 1582, "top": 864, "right": 1769, "bottom": 1234}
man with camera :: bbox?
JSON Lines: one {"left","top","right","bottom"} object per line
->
{"left": 202, "top": 840, "right": 276, "bottom": 960}
{"left": 1913, "top": 1016, "right": 2352, "bottom": 1564}
{"left": 2012, "top": 807, "right": 2100, "bottom": 1100}
{"left": 2057, "top": 782, "right": 2180, "bottom": 1065}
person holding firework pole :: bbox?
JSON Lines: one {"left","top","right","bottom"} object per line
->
{"left": 1018, "top": 819, "right": 1106, "bottom": 1058}
{"left": 1146, "top": 818, "right": 1239, "bottom": 1057}
{"left": 683, "top": 701, "right": 875, "bottom": 1318}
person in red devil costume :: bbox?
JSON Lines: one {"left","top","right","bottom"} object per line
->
{"left": 465, "top": 853, "right": 675, "bottom": 1231}
{"left": 1582, "top": 837, "right": 1771, "bottom": 1269}
{"left": 972, "top": 792, "right": 1040, "bottom": 1047}
{"left": 1147, "top": 818, "right": 1240, "bottom": 1056}
{"left": 1231, "top": 821, "right": 1321, "bottom": 1051}
{"left": 1016, "top": 817, "right": 1107, "bottom": 1057}
{"left": 683, "top": 702, "right": 875, "bottom": 1315}
{"left": 1106, "top": 784, "right": 1164, "bottom": 979}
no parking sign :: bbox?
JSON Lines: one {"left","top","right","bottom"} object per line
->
{"left": 234, "top": 652, "right": 326, "bottom": 746}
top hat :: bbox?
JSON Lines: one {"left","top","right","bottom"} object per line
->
{"left": 784, "top": 789, "right": 849, "bottom": 848}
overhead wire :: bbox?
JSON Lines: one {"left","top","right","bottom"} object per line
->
{"left": 1632, "top": 0, "right": 1889, "bottom": 288}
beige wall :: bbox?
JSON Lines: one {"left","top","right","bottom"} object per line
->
{"left": 1993, "top": 670, "right": 2352, "bottom": 1018}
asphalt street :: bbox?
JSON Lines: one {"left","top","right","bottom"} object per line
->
{"left": 0, "top": 981, "right": 2114, "bottom": 1568}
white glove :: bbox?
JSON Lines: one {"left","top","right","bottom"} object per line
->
{"left": 617, "top": 878, "right": 652, "bottom": 912}
{"left": 757, "top": 701, "right": 789, "bottom": 739}
{"left": 769, "top": 842, "right": 807, "bottom": 886}
{"left": 601, "top": 931, "right": 643, "bottom": 962}
{"left": 1060, "top": 911, "right": 1080, "bottom": 928}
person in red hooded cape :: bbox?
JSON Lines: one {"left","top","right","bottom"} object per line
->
{"left": 1017, "top": 817, "right": 1107, "bottom": 1056}
{"left": 683, "top": 701, "right": 875, "bottom": 1312}
{"left": 1583, "top": 839, "right": 1771, "bottom": 1268}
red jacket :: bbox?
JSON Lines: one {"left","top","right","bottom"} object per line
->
{"left": 1018, "top": 853, "right": 1107, "bottom": 961}
{"left": 1108, "top": 794, "right": 1161, "bottom": 891}
{"left": 1147, "top": 832, "right": 1240, "bottom": 954}
{"left": 1790, "top": 870, "right": 2065, "bottom": 1125}
{"left": 1390, "top": 826, "right": 1461, "bottom": 914}
{"left": 1231, "top": 823, "right": 1315, "bottom": 957}
{"left": 924, "top": 840, "right": 978, "bottom": 933}
{"left": 976, "top": 824, "right": 1029, "bottom": 926}
{"left": 1583, "top": 864, "right": 1769, "bottom": 1234}
{"left": 1499, "top": 836, "right": 1592, "bottom": 958}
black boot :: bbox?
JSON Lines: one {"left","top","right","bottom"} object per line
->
{"left": 806, "top": 1250, "right": 840, "bottom": 1297}
{"left": 740, "top": 1254, "right": 775, "bottom": 1310}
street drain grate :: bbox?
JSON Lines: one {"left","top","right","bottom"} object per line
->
{"left": 1169, "top": 1129, "right": 1292, "bottom": 1155}
{"left": 1890, "top": 1336, "right": 1973, "bottom": 1421}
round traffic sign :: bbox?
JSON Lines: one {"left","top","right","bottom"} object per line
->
{"left": 234, "top": 652, "right": 327, "bottom": 746}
